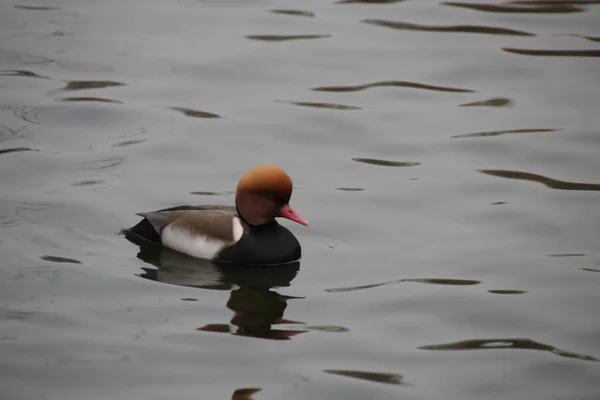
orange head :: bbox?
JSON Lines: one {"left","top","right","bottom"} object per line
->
{"left": 235, "top": 165, "right": 308, "bottom": 227}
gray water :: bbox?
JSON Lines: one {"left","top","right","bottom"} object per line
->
{"left": 1, "top": 1, "right": 600, "bottom": 399}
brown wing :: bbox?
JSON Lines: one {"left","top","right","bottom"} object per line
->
{"left": 140, "top": 209, "right": 244, "bottom": 243}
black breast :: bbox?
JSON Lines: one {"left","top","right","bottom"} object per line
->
{"left": 216, "top": 221, "right": 301, "bottom": 266}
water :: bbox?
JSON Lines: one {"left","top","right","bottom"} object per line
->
{"left": 1, "top": 1, "right": 599, "bottom": 399}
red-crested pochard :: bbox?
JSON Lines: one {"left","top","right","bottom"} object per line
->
{"left": 127, "top": 165, "right": 308, "bottom": 265}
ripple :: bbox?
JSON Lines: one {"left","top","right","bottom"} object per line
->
{"left": 336, "top": 187, "right": 365, "bottom": 191}
{"left": 56, "top": 61, "right": 114, "bottom": 73}
{"left": 546, "top": 253, "right": 586, "bottom": 257}
{"left": 442, "top": 2, "right": 584, "bottom": 13}
{"left": 9, "top": 103, "right": 139, "bottom": 128}
{"left": 14, "top": 5, "right": 61, "bottom": 10}
{"left": 276, "top": 100, "right": 360, "bottom": 110}
{"left": 246, "top": 34, "right": 331, "bottom": 41}
{"left": 72, "top": 180, "right": 104, "bottom": 187}
{"left": 503, "top": 48, "right": 600, "bottom": 57}
{"left": 326, "top": 281, "right": 393, "bottom": 292}
{"left": 0, "top": 49, "right": 53, "bottom": 65}
{"left": 84, "top": 156, "right": 125, "bottom": 171}
{"left": 232, "top": 388, "right": 262, "bottom": 400}
{"left": 169, "top": 106, "right": 221, "bottom": 118}
{"left": 452, "top": 128, "right": 559, "bottom": 138}
{"left": 479, "top": 169, "right": 600, "bottom": 191}
{"left": 0, "top": 69, "right": 49, "bottom": 79}
{"left": 112, "top": 138, "right": 147, "bottom": 147}
{"left": 270, "top": 9, "right": 315, "bottom": 17}
{"left": 488, "top": 289, "right": 527, "bottom": 295}
{"left": 337, "top": 0, "right": 406, "bottom": 3}
{"left": 409, "top": 278, "right": 481, "bottom": 286}
{"left": 323, "top": 369, "right": 406, "bottom": 385}
{"left": 40, "top": 255, "right": 82, "bottom": 264}
{"left": 352, "top": 158, "right": 420, "bottom": 167}
{"left": 306, "top": 325, "right": 350, "bottom": 333}
{"left": 0, "top": 123, "right": 32, "bottom": 142}
{"left": 513, "top": 0, "right": 600, "bottom": 5}
{"left": 580, "top": 268, "right": 600, "bottom": 273}
{"left": 362, "top": 19, "right": 535, "bottom": 36}
{"left": 326, "top": 277, "right": 480, "bottom": 292}
{"left": 0, "top": 147, "right": 37, "bottom": 155}
{"left": 419, "top": 338, "right": 598, "bottom": 362}
{"left": 459, "top": 97, "right": 513, "bottom": 107}
{"left": 12, "top": 105, "right": 54, "bottom": 125}
{"left": 313, "top": 80, "right": 474, "bottom": 93}
{"left": 61, "top": 80, "right": 125, "bottom": 91}
{"left": 190, "top": 191, "right": 235, "bottom": 196}
{"left": 58, "top": 97, "right": 123, "bottom": 104}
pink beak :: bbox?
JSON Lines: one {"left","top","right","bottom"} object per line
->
{"left": 278, "top": 204, "right": 308, "bottom": 226}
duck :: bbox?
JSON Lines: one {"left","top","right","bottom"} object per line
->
{"left": 127, "top": 164, "right": 308, "bottom": 266}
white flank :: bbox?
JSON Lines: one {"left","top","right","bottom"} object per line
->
{"left": 232, "top": 216, "right": 244, "bottom": 242}
{"left": 161, "top": 224, "right": 225, "bottom": 260}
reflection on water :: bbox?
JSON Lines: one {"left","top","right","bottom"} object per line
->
{"left": 198, "top": 287, "right": 307, "bottom": 340}
{"left": 270, "top": 9, "right": 315, "bottom": 17}
{"left": 246, "top": 34, "right": 331, "bottom": 41}
{"left": 479, "top": 170, "right": 600, "bottom": 191}
{"left": 503, "top": 48, "right": 600, "bottom": 57}
{"left": 61, "top": 81, "right": 125, "bottom": 91}
{"left": 0, "top": 69, "right": 49, "bottom": 79}
{"left": 323, "top": 369, "right": 406, "bottom": 385}
{"left": 580, "top": 268, "right": 600, "bottom": 273}
{"left": 336, "top": 0, "right": 406, "bottom": 4}
{"left": 72, "top": 180, "right": 104, "bottom": 187}
{"left": 190, "top": 191, "right": 235, "bottom": 196}
{"left": 126, "top": 233, "right": 310, "bottom": 340}
{"left": 459, "top": 97, "right": 513, "bottom": 107}
{"left": 84, "top": 156, "right": 125, "bottom": 171}
{"left": 352, "top": 158, "right": 420, "bottom": 167}
{"left": 326, "top": 278, "right": 481, "bottom": 293}
{"left": 452, "top": 128, "right": 559, "bottom": 138}
{"left": 362, "top": 19, "right": 535, "bottom": 36}
{"left": 442, "top": 2, "right": 584, "bottom": 13}
{"left": 40, "top": 255, "right": 83, "bottom": 264}
{"left": 313, "top": 80, "right": 474, "bottom": 93}
{"left": 112, "top": 138, "right": 147, "bottom": 147}
{"left": 14, "top": 5, "right": 61, "bottom": 11}
{"left": 419, "top": 338, "right": 598, "bottom": 362}
{"left": 169, "top": 106, "right": 221, "bottom": 119}
{"left": 488, "top": 289, "right": 527, "bottom": 295}
{"left": 276, "top": 100, "right": 360, "bottom": 110}
{"left": 514, "top": 0, "right": 600, "bottom": 6}
{"left": 0, "top": 147, "right": 37, "bottom": 155}
{"left": 59, "top": 97, "right": 123, "bottom": 104}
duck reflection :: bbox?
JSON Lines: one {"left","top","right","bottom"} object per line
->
{"left": 125, "top": 232, "right": 307, "bottom": 340}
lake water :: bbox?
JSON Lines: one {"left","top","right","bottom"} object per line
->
{"left": 1, "top": 0, "right": 599, "bottom": 399}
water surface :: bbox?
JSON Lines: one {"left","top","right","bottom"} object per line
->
{"left": 1, "top": 1, "right": 599, "bottom": 399}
